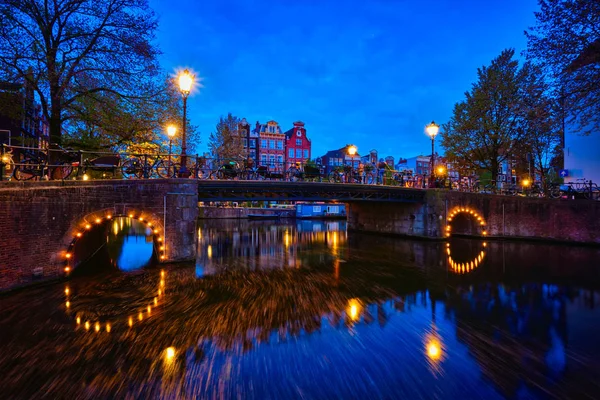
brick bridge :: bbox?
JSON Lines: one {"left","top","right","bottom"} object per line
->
{"left": 0, "top": 179, "right": 599, "bottom": 291}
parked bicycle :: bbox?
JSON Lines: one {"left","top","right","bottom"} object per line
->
{"left": 121, "top": 154, "right": 175, "bottom": 179}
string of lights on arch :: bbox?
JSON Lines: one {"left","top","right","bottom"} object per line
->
{"left": 63, "top": 212, "right": 166, "bottom": 274}
{"left": 62, "top": 269, "right": 167, "bottom": 333}
{"left": 445, "top": 207, "right": 488, "bottom": 238}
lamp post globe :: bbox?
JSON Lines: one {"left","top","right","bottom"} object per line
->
{"left": 177, "top": 69, "right": 194, "bottom": 178}
{"left": 425, "top": 121, "right": 439, "bottom": 188}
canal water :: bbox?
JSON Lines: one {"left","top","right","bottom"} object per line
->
{"left": 1, "top": 218, "right": 600, "bottom": 399}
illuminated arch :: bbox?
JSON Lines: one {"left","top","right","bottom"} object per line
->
{"left": 445, "top": 206, "right": 488, "bottom": 238}
{"left": 446, "top": 241, "right": 487, "bottom": 274}
{"left": 62, "top": 270, "right": 167, "bottom": 333}
{"left": 62, "top": 210, "right": 166, "bottom": 275}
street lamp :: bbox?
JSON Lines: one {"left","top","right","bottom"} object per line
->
{"left": 347, "top": 145, "right": 358, "bottom": 183}
{"left": 167, "top": 125, "right": 177, "bottom": 177}
{"left": 177, "top": 69, "right": 194, "bottom": 178}
{"left": 425, "top": 121, "right": 440, "bottom": 188}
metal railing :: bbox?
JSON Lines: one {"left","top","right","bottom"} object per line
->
{"left": 1, "top": 144, "right": 598, "bottom": 200}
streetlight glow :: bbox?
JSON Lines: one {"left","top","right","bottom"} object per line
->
{"left": 178, "top": 70, "right": 193, "bottom": 94}
{"left": 347, "top": 145, "right": 357, "bottom": 156}
{"left": 425, "top": 121, "right": 440, "bottom": 138}
{"left": 167, "top": 125, "right": 177, "bottom": 138}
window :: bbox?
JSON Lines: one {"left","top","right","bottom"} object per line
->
{"left": 289, "top": 148, "right": 294, "bottom": 158}
{"left": 269, "top": 140, "right": 275, "bottom": 149}
{"left": 296, "top": 149, "right": 302, "bottom": 158}
{"left": 243, "top": 139, "right": 248, "bottom": 148}
{"left": 249, "top": 140, "right": 256, "bottom": 148}
{"left": 276, "top": 140, "right": 283, "bottom": 149}
{"left": 269, "top": 155, "right": 275, "bottom": 166}
{"left": 303, "top": 150, "right": 309, "bottom": 159}
{"left": 261, "top": 154, "right": 267, "bottom": 165}
{"left": 296, "top": 138, "right": 302, "bottom": 146}
{"left": 329, "top": 158, "right": 333, "bottom": 166}
{"left": 277, "top": 155, "right": 283, "bottom": 165}
{"left": 261, "top": 139, "right": 267, "bottom": 148}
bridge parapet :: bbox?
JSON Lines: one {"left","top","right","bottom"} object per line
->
{"left": 348, "top": 189, "right": 600, "bottom": 245}
{"left": 0, "top": 179, "right": 198, "bottom": 291}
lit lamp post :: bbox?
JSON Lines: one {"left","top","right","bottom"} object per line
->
{"left": 425, "top": 121, "right": 440, "bottom": 188}
{"left": 177, "top": 69, "right": 194, "bottom": 178}
{"left": 167, "top": 125, "right": 177, "bottom": 177}
{"left": 347, "top": 145, "right": 357, "bottom": 183}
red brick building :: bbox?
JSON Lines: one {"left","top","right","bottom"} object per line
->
{"left": 283, "top": 121, "right": 311, "bottom": 169}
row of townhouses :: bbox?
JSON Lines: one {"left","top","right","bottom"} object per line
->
{"left": 237, "top": 119, "right": 312, "bottom": 170}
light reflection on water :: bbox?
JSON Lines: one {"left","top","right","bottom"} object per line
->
{"left": 1, "top": 220, "right": 600, "bottom": 399}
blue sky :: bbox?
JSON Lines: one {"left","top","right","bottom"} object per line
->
{"left": 149, "top": 0, "right": 539, "bottom": 159}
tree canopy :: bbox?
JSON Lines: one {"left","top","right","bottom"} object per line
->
{"left": 208, "top": 114, "right": 244, "bottom": 162}
{"left": 441, "top": 49, "right": 527, "bottom": 183}
{"left": 525, "top": 0, "right": 600, "bottom": 134}
{"left": 0, "top": 0, "right": 161, "bottom": 145}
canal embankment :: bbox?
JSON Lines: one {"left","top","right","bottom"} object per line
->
{"left": 198, "top": 206, "right": 295, "bottom": 219}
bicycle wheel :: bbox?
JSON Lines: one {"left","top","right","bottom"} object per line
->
{"left": 155, "top": 159, "right": 171, "bottom": 178}
{"left": 121, "top": 159, "right": 142, "bottom": 179}
{"left": 13, "top": 161, "right": 40, "bottom": 181}
{"left": 548, "top": 185, "right": 561, "bottom": 199}
{"left": 51, "top": 163, "right": 74, "bottom": 180}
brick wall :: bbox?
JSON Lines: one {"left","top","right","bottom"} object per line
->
{"left": 0, "top": 179, "right": 198, "bottom": 291}
{"left": 348, "top": 190, "right": 600, "bottom": 245}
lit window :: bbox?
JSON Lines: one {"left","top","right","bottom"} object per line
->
{"left": 296, "top": 149, "right": 302, "bottom": 158}
{"left": 296, "top": 139, "right": 302, "bottom": 146}
{"left": 269, "top": 140, "right": 275, "bottom": 149}
{"left": 303, "top": 150, "right": 309, "bottom": 159}
{"left": 289, "top": 148, "right": 294, "bottom": 158}
{"left": 261, "top": 139, "right": 267, "bottom": 148}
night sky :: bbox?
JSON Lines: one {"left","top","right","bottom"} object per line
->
{"left": 149, "top": 0, "right": 539, "bottom": 159}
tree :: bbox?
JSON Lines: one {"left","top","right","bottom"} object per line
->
{"left": 63, "top": 75, "right": 200, "bottom": 154}
{"left": 525, "top": 0, "right": 600, "bottom": 135}
{"left": 0, "top": 0, "right": 160, "bottom": 145}
{"left": 441, "top": 49, "right": 527, "bottom": 186}
{"left": 518, "top": 62, "right": 562, "bottom": 192}
{"left": 208, "top": 114, "right": 244, "bottom": 162}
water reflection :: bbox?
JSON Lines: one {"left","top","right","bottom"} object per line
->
{"left": 1, "top": 221, "right": 600, "bottom": 399}
{"left": 106, "top": 217, "right": 154, "bottom": 271}
{"left": 196, "top": 219, "right": 348, "bottom": 276}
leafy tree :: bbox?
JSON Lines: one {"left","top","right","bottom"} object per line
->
{"left": 63, "top": 75, "right": 200, "bottom": 154}
{"left": 0, "top": 0, "right": 160, "bottom": 145}
{"left": 208, "top": 113, "right": 244, "bottom": 162}
{"left": 518, "top": 62, "right": 562, "bottom": 192}
{"left": 525, "top": 0, "right": 600, "bottom": 134}
{"left": 441, "top": 49, "right": 527, "bottom": 185}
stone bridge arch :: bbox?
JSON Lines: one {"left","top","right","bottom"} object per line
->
{"left": 0, "top": 180, "right": 198, "bottom": 291}
{"left": 445, "top": 205, "right": 488, "bottom": 238}
{"left": 61, "top": 207, "right": 167, "bottom": 274}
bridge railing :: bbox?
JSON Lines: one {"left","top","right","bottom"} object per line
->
{"left": 1, "top": 143, "right": 598, "bottom": 199}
